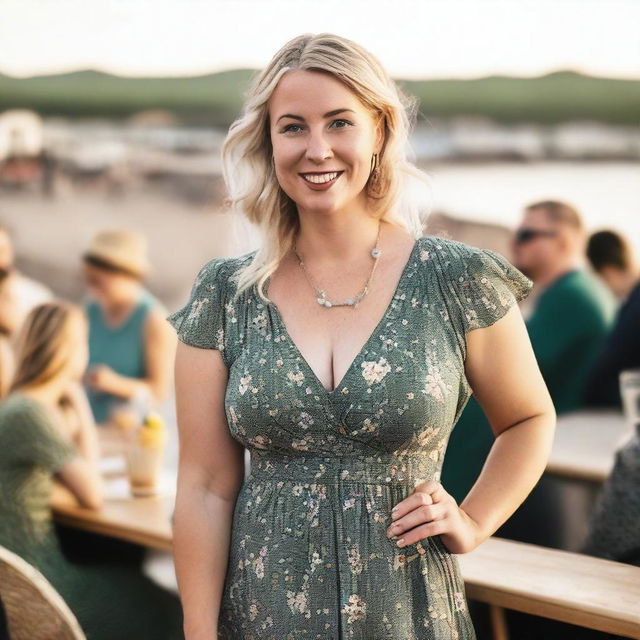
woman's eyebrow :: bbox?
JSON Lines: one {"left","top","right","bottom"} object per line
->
{"left": 276, "top": 108, "right": 356, "bottom": 123}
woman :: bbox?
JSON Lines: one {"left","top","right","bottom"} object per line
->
{"left": 167, "top": 33, "right": 556, "bottom": 639}
{"left": 0, "top": 301, "right": 184, "bottom": 640}
{"left": 82, "top": 228, "right": 175, "bottom": 426}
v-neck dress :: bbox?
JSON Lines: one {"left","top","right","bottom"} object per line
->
{"left": 166, "top": 234, "right": 534, "bottom": 640}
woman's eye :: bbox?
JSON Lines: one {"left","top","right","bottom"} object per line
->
{"left": 330, "top": 119, "right": 353, "bottom": 129}
{"left": 281, "top": 119, "right": 353, "bottom": 134}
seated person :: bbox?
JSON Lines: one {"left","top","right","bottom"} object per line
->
{"left": 443, "top": 200, "right": 617, "bottom": 508}
{"left": 0, "top": 301, "right": 183, "bottom": 640}
{"left": 0, "top": 221, "right": 54, "bottom": 326}
{"left": 80, "top": 229, "right": 175, "bottom": 426}
{"left": 582, "top": 229, "right": 640, "bottom": 407}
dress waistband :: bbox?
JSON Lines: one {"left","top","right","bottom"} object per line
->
{"left": 246, "top": 453, "right": 434, "bottom": 486}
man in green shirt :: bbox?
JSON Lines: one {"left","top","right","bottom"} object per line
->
{"left": 442, "top": 200, "right": 617, "bottom": 518}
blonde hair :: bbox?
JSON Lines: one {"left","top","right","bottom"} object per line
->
{"left": 8, "top": 301, "right": 85, "bottom": 394}
{"left": 222, "top": 32, "right": 433, "bottom": 302}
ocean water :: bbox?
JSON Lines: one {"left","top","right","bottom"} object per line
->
{"left": 423, "top": 160, "right": 640, "bottom": 247}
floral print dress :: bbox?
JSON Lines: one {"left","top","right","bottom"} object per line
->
{"left": 166, "top": 234, "right": 533, "bottom": 640}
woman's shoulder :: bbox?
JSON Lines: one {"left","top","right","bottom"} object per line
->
{"left": 0, "top": 392, "right": 53, "bottom": 425}
{"left": 194, "top": 249, "right": 257, "bottom": 291}
{"left": 420, "top": 234, "right": 493, "bottom": 266}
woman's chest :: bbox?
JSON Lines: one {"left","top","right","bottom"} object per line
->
{"left": 223, "top": 291, "right": 469, "bottom": 454}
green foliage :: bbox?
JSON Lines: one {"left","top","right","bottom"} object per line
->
{"left": 0, "top": 68, "right": 637, "bottom": 125}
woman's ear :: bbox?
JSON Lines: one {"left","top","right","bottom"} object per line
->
{"left": 374, "top": 113, "right": 386, "bottom": 155}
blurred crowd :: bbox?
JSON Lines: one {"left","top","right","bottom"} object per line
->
{"left": 0, "top": 225, "right": 183, "bottom": 640}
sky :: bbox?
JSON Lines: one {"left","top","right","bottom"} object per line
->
{"left": 1, "top": 0, "right": 639, "bottom": 80}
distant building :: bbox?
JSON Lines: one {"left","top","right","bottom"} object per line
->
{"left": 0, "top": 110, "right": 44, "bottom": 161}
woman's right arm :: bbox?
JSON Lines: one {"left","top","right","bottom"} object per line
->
{"left": 54, "top": 385, "right": 104, "bottom": 510}
{"left": 172, "top": 341, "right": 245, "bottom": 639}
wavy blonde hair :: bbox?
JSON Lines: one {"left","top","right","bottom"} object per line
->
{"left": 8, "top": 301, "right": 85, "bottom": 395}
{"left": 222, "top": 32, "right": 433, "bottom": 302}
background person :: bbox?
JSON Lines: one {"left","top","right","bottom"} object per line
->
{"left": 81, "top": 229, "right": 176, "bottom": 426}
{"left": 583, "top": 229, "right": 640, "bottom": 407}
{"left": 0, "top": 301, "right": 184, "bottom": 640}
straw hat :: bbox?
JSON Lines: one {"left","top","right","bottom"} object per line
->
{"left": 83, "top": 229, "right": 152, "bottom": 278}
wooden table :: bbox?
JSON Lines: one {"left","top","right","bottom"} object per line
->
{"left": 459, "top": 536, "right": 640, "bottom": 640}
{"left": 52, "top": 471, "right": 175, "bottom": 552}
{"left": 546, "top": 408, "right": 632, "bottom": 482}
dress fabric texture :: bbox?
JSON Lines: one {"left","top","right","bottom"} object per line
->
{"left": 166, "top": 235, "right": 534, "bottom": 640}
{"left": 0, "top": 392, "right": 184, "bottom": 640}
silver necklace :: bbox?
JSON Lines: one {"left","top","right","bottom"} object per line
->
{"left": 292, "top": 222, "right": 383, "bottom": 308}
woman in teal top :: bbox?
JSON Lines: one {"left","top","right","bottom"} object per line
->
{"left": 84, "top": 288, "right": 158, "bottom": 423}
{"left": 0, "top": 300, "right": 184, "bottom": 640}
{"left": 81, "top": 229, "right": 174, "bottom": 425}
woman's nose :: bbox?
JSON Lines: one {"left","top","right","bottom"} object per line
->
{"left": 305, "top": 131, "right": 332, "bottom": 163}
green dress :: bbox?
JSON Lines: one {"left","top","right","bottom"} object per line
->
{"left": 0, "top": 392, "right": 184, "bottom": 640}
{"left": 166, "top": 235, "right": 533, "bottom": 639}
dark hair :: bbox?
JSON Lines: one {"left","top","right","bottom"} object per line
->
{"left": 526, "top": 200, "right": 584, "bottom": 233}
{"left": 586, "top": 230, "right": 633, "bottom": 272}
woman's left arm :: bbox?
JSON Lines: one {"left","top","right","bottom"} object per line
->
{"left": 387, "top": 303, "right": 556, "bottom": 553}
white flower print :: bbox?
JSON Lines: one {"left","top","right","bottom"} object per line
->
{"left": 342, "top": 594, "right": 366, "bottom": 624}
{"left": 287, "top": 370, "right": 305, "bottom": 386}
{"left": 287, "top": 589, "right": 309, "bottom": 617}
{"left": 454, "top": 591, "right": 467, "bottom": 612}
{"left": 248, "top": 435, "right": 271, "bottom": 450}
{"left": 238, "top": 374, "right": 252, "bottom": 395}
{"left": 347, "top": 545, "right": 364, "bottom": 575}
{"left": 360, "top": 357, "right": 391, "bottom": 385}
{"left": 424, "top": 370, "right": 448, "bottom": 402}
{"left": 188, "top": 297, "right": 208, "bottom": 321}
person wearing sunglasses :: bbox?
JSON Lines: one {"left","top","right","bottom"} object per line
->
{"left": 442, "top": 200, "right": 619, "bottom": 639}
{"left": 509, "top": 200, "right": 617, "bottom": 413}
{"left": 444, "top": 200, "right": 616, "bottom": 533}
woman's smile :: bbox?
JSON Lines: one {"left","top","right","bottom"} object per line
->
{"left": 299, "top": 170, "right": 344, "bottom": 189}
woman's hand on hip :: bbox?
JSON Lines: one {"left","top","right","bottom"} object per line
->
{"left": 386, "top": 480, "right": 483, "bottom": 554}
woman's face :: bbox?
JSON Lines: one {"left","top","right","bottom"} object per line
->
{"left": 268, "top": 69, "right": 384, "bottom": 218}
{"left": 83, "top": 263, "right": 132, "bottom": 301}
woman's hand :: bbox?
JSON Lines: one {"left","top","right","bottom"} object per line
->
{"left": 84, "top": 364, "right": 120, "bottom": 394}
{"left": 386, "top": 480, "right": 484, "bottom": 554}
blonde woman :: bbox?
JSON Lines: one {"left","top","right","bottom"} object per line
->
{"left": 0, "top": 302, "right": 184, "bottom": 639}
{"left": 167, "top": 33, "right": 555, "bottom": 639}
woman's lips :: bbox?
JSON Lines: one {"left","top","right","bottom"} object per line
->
{"left": 299, "top": 171, "right": 344, "bottom": 190}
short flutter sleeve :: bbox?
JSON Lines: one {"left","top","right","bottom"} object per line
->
{"left": 448, "top": 240, "right": 533, "bottom": 334}
{"left": 165, "top": 257, "right": 228, "bottom": 354}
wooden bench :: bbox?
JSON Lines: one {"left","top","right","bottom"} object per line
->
{"left": 458, "top": 536, "right": 640, "bottom": 639}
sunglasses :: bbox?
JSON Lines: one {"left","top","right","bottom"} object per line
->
{"left": 515, "top": 228, "right": 558, "bottom": 244}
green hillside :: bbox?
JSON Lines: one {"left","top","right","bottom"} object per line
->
{"left": 0, "top": 68, "right": 637, "bottom": 126}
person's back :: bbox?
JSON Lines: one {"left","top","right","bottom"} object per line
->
{"left": 583, "top": 229, "right": 640, "bottom": 407}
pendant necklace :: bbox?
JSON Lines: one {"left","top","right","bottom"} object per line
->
{"left": 292, "top": 222, "right": 382, "bottom": 308}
